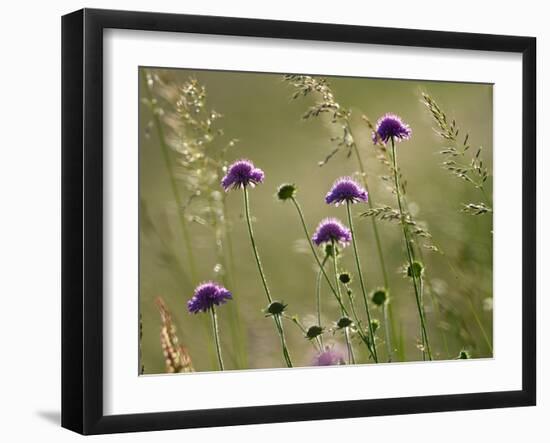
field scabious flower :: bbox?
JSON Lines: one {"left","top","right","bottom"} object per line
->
{"left": 187, "top": 282, "right": 232, "bottom": 314}
{"left": 221, "top": 159, "right": 265, "bottom": 191}
{"left": 312, "top": 218, "right": 352, "bottom": 247}
{"left": 313, "top": 346, "right": 345, "bottom": 366}
{"left": 372, "top": 113, "right": 412, "bottom": 144}
{"left": 325, "top": 177, "right": 368, "bottom": 206}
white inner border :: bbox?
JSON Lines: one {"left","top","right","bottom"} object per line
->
{"left": 103, "top": 29, "right": 523, "bottom": 415}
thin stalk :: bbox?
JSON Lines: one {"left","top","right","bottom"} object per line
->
{"left": 345, "top": 289, "right": 369, "bottom": 362}
{"left": 466, "top": 293, "right": 493, "bottom": 353}
{"left": 419, "top": 275, "right": 426, "bottom": 361}
{"left": 289, "top": 197, "right": 375, "bottom": 359}
{"left": 283, "top": 314, "right": 322, "bottom": 352}
{"left": 209, "top": 196, "right": 246, "bottom": 369}
{"left": 331, "top": 239, "right": 355, "bottom": 364}
{"left": 346, "top": 201, "right": 378, "bottom": 363}
{"left": 352, "top": 134, "right": 396, "bottom": 360}
{"left": 140, "top": 69, "right": 198, "bottom": 281}
{"left": 141, "top": 69, "right": 216, "bottom": 369}
{"left": 243, "top": 187, "right": 292, "bottom": 367}
{"left": 382, "top": 304, "right": 393, "bottom": 362}
{"left": 390, "top": 137, "right": 432, "bottom": 360}
{"left": 221, "top": 199, "right": 249, "bottom": 367}
{"left": 415, "top": 245, "right": 451, "bottom": 358}
{"left": 210, "top": 307, "right": 224, "bottom": 371}
{"left": 290, "top": 197, "right": 349, "bottom": 316}
{"left": 316, "top": 254, "right": 329, "bottom": 348}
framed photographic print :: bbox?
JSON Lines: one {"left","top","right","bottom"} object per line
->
{"left": 61, "top": 8, "right": 536, "bottom": 435}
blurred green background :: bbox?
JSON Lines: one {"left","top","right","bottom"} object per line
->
{"left": 139, "top": 67, "right": 493, "bottom": 374}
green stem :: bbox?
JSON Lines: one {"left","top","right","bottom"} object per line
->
{"left": 284, "top": 315, "right": 322, "bottom": 352}
{"left": 382, "top": 304, "right": 393, "bottom": 362}
{"left": 390, "top": 137, "right": 432, "bottom": 360}
{"left": 209, "top": 196, "right": 246, "bottom": 369}
{"left": 243, "top": 187, "right": 292, "bottom": 367}
{"left": 346, "top": 201, "right": 378, "bottom": 363}
{"left": 210, "top": 307, "right": 224, "bottom": 371}
{"left": 352, "top": 136, "right": 396, "bottom": 360}
{"left": 289, "top": 197, "right": 374, "bottom": 359}
{"left": 290, "top": 197, "right": 349, "bottom": 316}
{"left": 415, "top": 245, "right": 450, "bottom": 358}
{"left": 331, "top": 239, "right": 355, "bottom": 364}
{"left": 316, "top": 255, "right": 329, "bottom": 348}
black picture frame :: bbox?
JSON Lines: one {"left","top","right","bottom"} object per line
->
{"left": 61, "top": 8, "right": 536, "bottom": 435}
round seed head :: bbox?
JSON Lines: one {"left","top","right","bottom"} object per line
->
{"left": 276, "top": 183, "right": 297, "bottom": 201}
{"left": 371, "top": 288, "right": 388, "bottom": 306}
{"left": 266, "top": 300, "right": 287, "bottom": 316}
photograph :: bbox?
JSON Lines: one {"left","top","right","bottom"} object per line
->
{"left": 138, "top": 67, "right": 493, "bottom": 374}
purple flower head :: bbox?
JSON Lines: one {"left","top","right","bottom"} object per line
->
{"left": 325, "top": 177, "right": 368, "bottom": 206}
{"left": 313, "top": 346, "right": 345, "bottom": 366}
{"left": 312, "top": 218, "right": 352, "bottom": 247}
{"left": 372, "top": 113, "right": 412, "bottom": 144}
{"left": 187, "top": 281, "right": 232, "bottom": 314}
{"left": 221, "top": 159, "right": 265, "bottom": 191}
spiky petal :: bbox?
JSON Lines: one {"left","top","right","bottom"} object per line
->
{"left": 221, "top": 159, "right": 265, "bottom": 191}
{"left": 312, "top": 218, "right": 352, "bottom": 247}
{"left": 325, "top": 177, "right": 368, "bottom": 206}
{"left": 187, "top": 282, "right": 232, "bottom": 314}
{"left": 372, "top": 113, "right": 412, "bottom": 144}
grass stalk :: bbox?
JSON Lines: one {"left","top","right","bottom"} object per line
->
{"left": 315, "top": 254, "right": 329, "bottom": 348}
{"left": 346, "top": 201, "right": 378, "bottom": 363}
{"left": 331, "top": 239, "right": 355, "bottom": 364}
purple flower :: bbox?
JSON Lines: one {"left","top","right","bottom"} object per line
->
{"left": 325, "top": 177, "right": 368, "bottom": 206}
{"left": 187, "top": 282, "right": 232, "bottom": 314}
{"left": 372, "top": 113, "right": 412, "bottom": 144}
{"left": 312, "top": 218, "right": 352, "bottom": 247}
{"left": 221, "top": 159, "right": 265, "bottom": 191}
{"left": 313, "top": 346, "right": 345, "bottom": 366}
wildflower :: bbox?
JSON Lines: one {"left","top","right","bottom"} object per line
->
{"left": 313, "top": 346, "right": 345, "bottom": 366}
{"left": 187, "top": 282, "right": 232, "bottom": 314}
{"left": 276, "top": 183, "right": 297, "bottom": 201}
{"left": 312, "top": 218, "right": 352, "bottom": 247}
{"left": 372, "top": 113, "right": 412, "bottom": 144}
{"left": 221, "top": 159, "right": 264, "bottom": 191}
{"left": 325, "top": 177, "right": 368, "bottom": 206}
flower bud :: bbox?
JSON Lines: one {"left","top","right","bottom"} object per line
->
{"left": 338, "top": 272, "right": 352, "bottom": 285}
{"left": 371, "top": 288, "right": 388, "bottom": 306}
{"left": 276, "top": 183, "right": 297, "bottom": 201}
{"left": 337, "top": 317, "right": 353, "bottom": 329}
{"left": 265, "top": 301, "right": 287, "bottom": 316}
{"left": 407, "top": 261, "right": 424, "bottom": 278}
{"left": 306, "top": 325, "right": 324, "bottom": 340}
